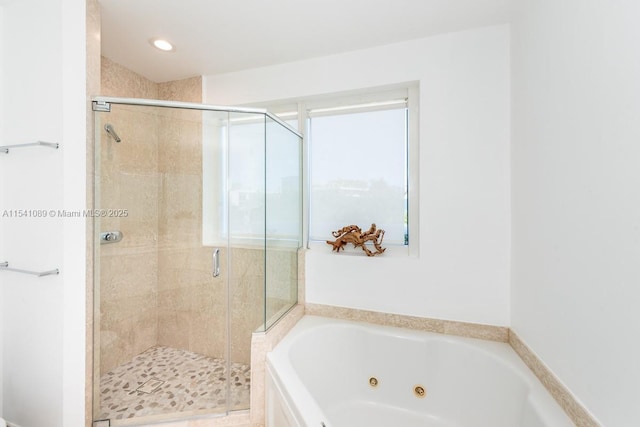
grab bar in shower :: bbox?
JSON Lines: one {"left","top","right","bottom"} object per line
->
{"left": 0, "top": 261, "right": 60, "bottom": 277}
{"left": 0, "top": 141, "right": 59, "bottom": 154}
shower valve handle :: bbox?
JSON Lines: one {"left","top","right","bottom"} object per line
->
{"left": 100, "top": 231, "right": 123, "bottom": 244}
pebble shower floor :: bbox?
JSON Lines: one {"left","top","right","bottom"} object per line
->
{"left": 98, "top": 346, "right": 251, "bottom": 421}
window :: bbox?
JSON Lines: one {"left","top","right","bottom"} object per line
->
{"left": 253, "top": 85, "right": 419, "bottom": 254}
{"left": 308, "top": 105, "right": 408, "bottom": 245}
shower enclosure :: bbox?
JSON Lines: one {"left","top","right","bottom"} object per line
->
{"left": 92, "top": 97, "right": 302, "bottom": 425}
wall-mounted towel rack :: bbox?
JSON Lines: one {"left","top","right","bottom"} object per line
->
{"left": 0, "top": 261, "right": 59, "bottom": 277}
{"left": 0, "top": 141, "right": 59, "bottom": 154}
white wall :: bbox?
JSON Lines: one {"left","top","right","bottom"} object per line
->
{"left": 511, "top": 1, "right": 640, "bottom": 425}
{"left": 0, "top": 0, "right": 86, "bottom": 426}
{"left": 205, "top": 25, "right": 511, "bottom": 325}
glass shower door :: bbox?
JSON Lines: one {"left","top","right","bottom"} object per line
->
{"left": 225, "top": 111, "right": 302, "bottom": 334}
{"left": 93, "top": 98, "right": 302, "bottom": 426}
{"left": 264, "top": 115, "right": 302, "bottom": 329}
{"left": 94, "top": 103, "right": 236, "bottom": 424}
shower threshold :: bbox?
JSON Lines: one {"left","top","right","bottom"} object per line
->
{"left": 98, "top": 346, "right": 250, "bottom": 422}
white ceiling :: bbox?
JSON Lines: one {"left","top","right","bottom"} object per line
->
{"left": 99, "top": 0, "right": 511, "bottom": 83}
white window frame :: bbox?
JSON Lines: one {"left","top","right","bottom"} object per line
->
{"left": 251, "top": 83, "right": 420, "bottom": 257}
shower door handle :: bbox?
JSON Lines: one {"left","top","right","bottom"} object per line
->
{"left": 212, "top": 248, "right": 220, "bottom": 277}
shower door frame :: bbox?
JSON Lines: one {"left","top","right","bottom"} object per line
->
{"left": 91, "top": 96, "right": 302, "bottom": 425}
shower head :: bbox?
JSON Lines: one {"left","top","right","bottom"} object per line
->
{"left": 104, "top": 123, "right": 122, "bottom": 143}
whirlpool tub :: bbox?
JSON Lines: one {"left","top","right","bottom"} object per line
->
{"left": 266, "top": 316, "right": 573, "bottom": 427}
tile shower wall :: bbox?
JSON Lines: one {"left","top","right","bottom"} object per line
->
{"left": 155, "top": 96, "right": 225, "bottom": 360}
{"left": 99, "top": 57, "right": 160, "bottom": 373}
{"left": 155, "top": 78, "right": 236, "bottom": 363}
{"left": 99, "top": 57, "right": 286, "bottom": 373}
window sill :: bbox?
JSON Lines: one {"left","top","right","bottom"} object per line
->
{"left": 307, "top": 240, "right": 411, "bottom": 257}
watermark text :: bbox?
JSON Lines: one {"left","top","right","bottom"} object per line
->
{"left": 2, "top": 209, "right": 129, "bottom": 218}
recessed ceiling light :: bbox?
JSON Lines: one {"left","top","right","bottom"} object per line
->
{"left": 151, "top": 38, "right": 174, "bottom": 52}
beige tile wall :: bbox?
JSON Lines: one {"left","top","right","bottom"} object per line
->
{"left": 229, "top": 247, "right": 266, "bottom": 364}
{"left": 95, "top": 60, "right": 301, "bottom": 427}
{"left": 98, "top": 70, "right": 160, "bottom": 372}
{"left": 101, "top": 56, "right": 158, "bottom": 99}
{"left": 250, "top": 304, "right": 305, "bottom": 427}
{"left": 98, "top": 61, "right": 211, "bottom": 373}
{"left": 153, "top": 87, "right": 226, "bottom": 360}
{"left": 159, "top": 76, "right": 202, "bottom": 103}
{"left": 265, "top": 248, "right": 298, "bottom": 327}
{"left": 97, "top": 60, "right": 295, "bottom": 372}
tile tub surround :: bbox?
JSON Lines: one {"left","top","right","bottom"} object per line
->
{"left": 509, "top": 331, "right": 600, "bottom": 427}
{"left": 250, "top": 304, "right": 305, "bottom": 427}
{"left": 305, "top": 303, "right": 510, "bottom": 342}
{"left": 305, "top": 303, "right": 599, "bottom": 427}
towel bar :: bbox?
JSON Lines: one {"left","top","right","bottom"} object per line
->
{"left": 0, "top": 261, "right": 59, "bottom": 277}
{"left": 0, "top": 141, "right": 59, "bottom": 154}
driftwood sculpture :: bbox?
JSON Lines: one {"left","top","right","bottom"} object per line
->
{"left": 326, "top": 223, "right": 386, "bottom": 256}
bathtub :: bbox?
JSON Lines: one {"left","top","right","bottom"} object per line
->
{"left": 266, "top": 316, "right": 574, "bottom": 427}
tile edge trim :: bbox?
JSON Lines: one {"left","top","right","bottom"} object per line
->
{"left": 304, "top": 303, "right": 509, "bottom": 342}
{"left": 304, "top": 303, "right": 602, "bottom": 427}
{"left": 508, "top": 330, "right": 601, "bottom": 427}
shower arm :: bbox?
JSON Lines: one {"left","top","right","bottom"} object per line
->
{"left": 104, "top": 123, "right": 122, "bottom": 143}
